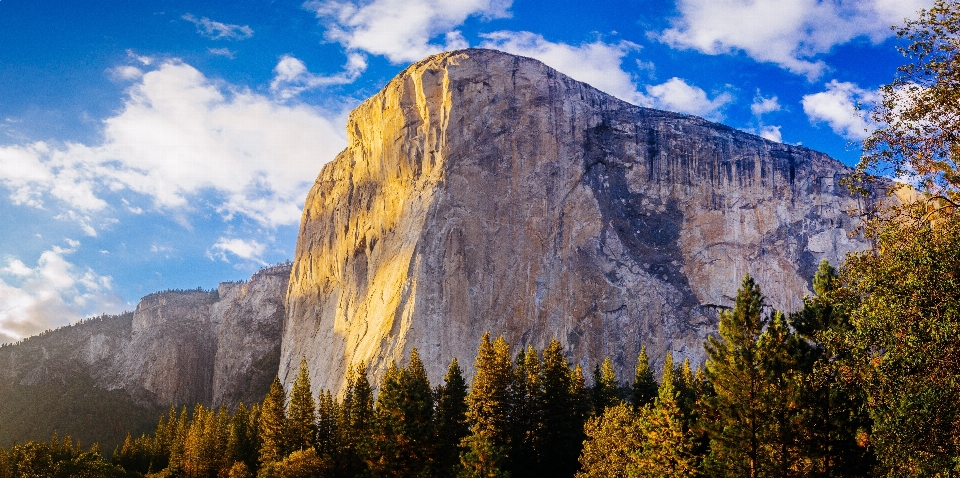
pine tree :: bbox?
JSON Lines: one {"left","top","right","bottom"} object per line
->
{"left": 458, "top": 435, "right": 510, "bottom": 478}
{"left": 271, "top": 447, "right": 331, "bottom": 477}
{"left": 466, "top": 333, "right": 514, "bottom": 453}
{"left": 569, "top": 363, "right": 592, "bottom": 443}
{"left": 168, "top": 406, "right": 189, "bottom": 474}
{"left": 591, "top": 357, "right": 620, "bottom": 416}
{"left": 702, "top": 275, "right": 768, "bottom": 478}
{"left": 436, "top": 357, "right": 470, "bottom": 477}
{"left": 631, "top": 346, "right": 658, "bottom": 409}
{"left": 508, "top": 345, "right": 541, "bottom": 477}
{"left": 577, "top": 403, "right": 645, "bottom": 478}
{"left": 369, "top": 361, "right": 404, "bottom": 476}
{"left": 537, "top": 338, "right": 580, "bottom": 477}
{"left": 287, "top": 357, "right": 318, "bottom": 453}
{"left": 790, "top": 260, "right": 874, "bottom": 476}
{"left": 259, "top": 377, "right": 288, "bottom": 467}
{"left": 336, "top": 363, "right": 373, "bottom": 477}
{"left": 400, "top": 349, "right": 436, "bottom": 474}
{"left": 315, "top": 390, "right": 339, "bottom": 462}
{"left": 757, "top": 311, "right": 802, "bottom": 476}
{"left": 227, "top": 403, "right": 258, "bottom": 473}
{"left": 629, "top": 361, "right": 696, "bottom": 478}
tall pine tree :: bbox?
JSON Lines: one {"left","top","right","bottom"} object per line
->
{"left": 631, "top": 346, "right": 658, "bottom": 409}
{"left": 465, "top": 333, "right": 514, "bottom": 454}
{"left": 286, "top": 357, "right": 317, "bottom": 453}
{"left": 702, "top": 275, "right": 768, "bottom": 478}
{"left": 259, "top": 377, "right": 287, "bottom": 467}
{"left": 435, "top": 357, "right": 470, "bottom": 477}
{"left": 537, "top": 339, "right": 580, "bottom": 477}
{"left": 591, "top": 357, "right": 620, "bottom": 416}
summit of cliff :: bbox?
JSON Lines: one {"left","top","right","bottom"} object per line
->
{"left": 281, "top": 49, "right": 885, "bottom": 394}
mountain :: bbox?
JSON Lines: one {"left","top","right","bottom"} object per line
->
{"left": 0, "top": 264, "right": 289, "bottom": 449}
{"left": 281, "top": 49, "right": 884, "bottom": 394}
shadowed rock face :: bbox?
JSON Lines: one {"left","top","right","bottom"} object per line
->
{"left": 0, "top": 264, "right": 290, "bottom": 408}
{"left": 282, "top": 49, "right": 883, "bottom": 394}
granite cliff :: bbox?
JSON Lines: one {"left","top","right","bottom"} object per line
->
{"left": 281, "top": 49, "right": 883, "bottom": 394}
{"left": 0, "top": 264, "right": 290, "bottom": 447}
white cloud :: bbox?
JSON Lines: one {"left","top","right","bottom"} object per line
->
{"left": 659, "top": 0, "right": 931, "bottom": 79}
{"left": 0, "top": 60, "right": 347, "bottom": 228}
{"left": 306, "top": 0, "right": 511, "bottom": 63}
{"left": 479, "top": 32, "right": 731, "bottom": 120}
{"left": 1, "top": 260, "right": 32, "bottom": 277}
{"left": 751, "top": 93, "right": 781, "bottom": 116}
{"left": 480, "top": 31, "right": 644, "bottom": 103}
{"left": 270, "top": 54, "right": 368, "bottom": 99}
{"left": 0, "top": 246, "right": 127, "bottom": 343}
{"left": 643, "top": 78, "right": 733, "bottom": 120}
{"left": 758, "top": 125, "right": 783, "bottom": 142}
{"left": 208, "top": 237, "right": 266, "bottom": 263}
{"left": 802, "top": 80, "right": 879, "bottom": 140}
{"left": 182, "top": 14, "right": 254, "bottom": 40}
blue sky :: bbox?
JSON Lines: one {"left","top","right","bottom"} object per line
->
{"left": 0, "top": 0, "right": 931, "bottom": 342}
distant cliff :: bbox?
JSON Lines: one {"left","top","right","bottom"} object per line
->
{"left": 281, "top": 49, "right": 885, "bottom": 395}
{"left": 0, "top": 264, "right": 290, "bottom": 448}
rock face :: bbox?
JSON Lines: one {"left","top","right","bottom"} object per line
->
{"left": 0, "top": 264, "right": 290, "bottom": 408}
{"left": 282, "top": 49, "right": 884, "bottom": 394}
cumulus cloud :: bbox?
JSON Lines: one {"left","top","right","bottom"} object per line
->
{"left": 182, "top": 14, "right": 254, "bottom": 40}
{"left": 208, "top": 237, "right": 267, "bottom": 264}
{"left": 758, "top": 125, "right": 783, "bottom": 142}
{"left": 480, "top": 32, "right": 731, "bottom": 120}
{"left": 802, "top": 80, "right": 879, "bottom": 140}
{"left": 643, "top": 78, "right": 733, "bottom": 121}
{"left": 0, "top": 244, "right": 127, "bottom": 343}
{"left": 659, "top": 0, "right": 930, "bottom": 79}
{"left": 480, "top": 31, "right": 644, "bottom": 102}
{"left": 751, "top": 93, "right": 781, "bottom": 116}
{"left": 270, "top": 54, "right": 367, "bottom": 99}
{"left": 0, "top": 60, "right": 347, "bottom": 229}
{"left": 306, "top": 0, "right": 511, "bottom": 63}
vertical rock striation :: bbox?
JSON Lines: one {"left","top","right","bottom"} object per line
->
{"left": 0, "top": 264, "right": 290, "bottom": 409}
{"left": 283, "top": 49, "right": 885, "bottom": 393}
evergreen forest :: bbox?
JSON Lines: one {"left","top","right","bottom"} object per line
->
{"left": 3, "top": 1, "right": 960, "bottom": 476}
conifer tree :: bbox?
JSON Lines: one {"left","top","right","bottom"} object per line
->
{"left": 336, "top": 363, "right": 373, "bottom": 477}
{"left": 591, "top": 357, "right": 620, "bottom": 416}
{"left": 167, "top": 406, "right": 189, "bottom": 474}
{"left": 400, "top": 349, "right": 436, "bottom": 474}
{"left": 508, "top": 345, "right": 541, "bottom": 476}
{"left": 436, "top": 357, "right": 470, "bottom": 476}
{"left": 672, "top": 358, "right": 698, "bottom": 425}
{"left": 631, "top": 346, "right": 658, "bottom": 409}
{"left": 790, "top": 260, "right": 874, "bottom": 476}
{"left": 259, "top": 377, "right": 288, "bottom": 467}
{"left": 538, "top": 339, "right": 580, "bottom": 477}
{"left": 315, "top": 390, "right": 339, "bottom": 461}
{"left": 702, "top": 275, "right": 768, "bottom": 478}
{"left": 629, "top": 360, "right": 696, "bottom": 478}
{"left": 227, "top": 403, "right": 258, "bottom": 473}
{"left": 569, "top": 363, "right": 592, "bottom": 441}
{"left": 577, "top": 403, "right": 644, "bottom": 478}
{"left": 466, "top": 333, "right": 514, "bottom": 453}
{"left": 287, "top": 357, "right": 317, "bottom": 453}
{"left": 757, "top": 311, "right": 802, "bottom": 476}
{"left": 458, "top": 435, "right": 510, "bottom": 478}
{"left": 370, "top": 361, "right": 404, "bottom": 476}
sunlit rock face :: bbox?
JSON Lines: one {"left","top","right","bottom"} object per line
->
{"left": 282, "top": 49, "right": 882, "bottom": 394}
{"left": 105, "top": 264, "right": 290, "bottom": 406}
{"left": 0, "top": 264, "right": 290, "bottom": 408}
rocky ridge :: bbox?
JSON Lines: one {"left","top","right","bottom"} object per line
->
{"left": 0, "top": 264, "right": 290, "bottom": 408}
{"left": 281, "top": 49, "right": 884, "bottom": 395}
